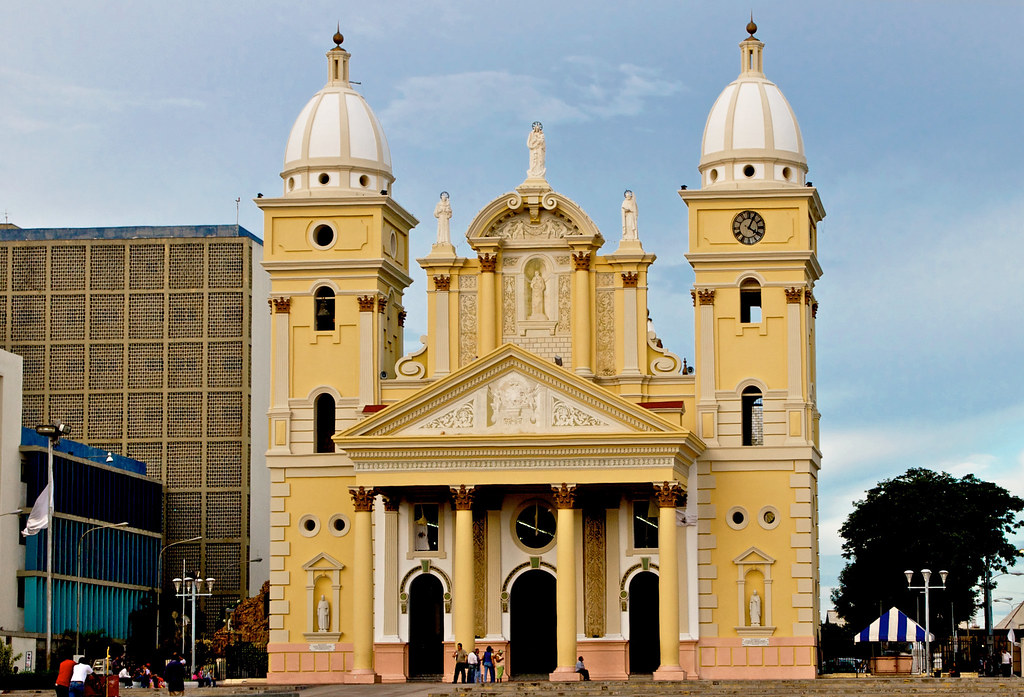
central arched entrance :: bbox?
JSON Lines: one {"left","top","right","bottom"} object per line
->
{"left": 408, "top": 574, "right": 444, "bottom": 678}
{"left": 510, "top": 569, "right": 556, "bottom": 677}
{"left": 628, "top": 571, "right": 660, "bottom": 674}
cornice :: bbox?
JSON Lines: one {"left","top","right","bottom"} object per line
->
{"left": 678, "top": 186, "right": 825, "bottom": 222}
{"left": 256, "top": 195, "right": 419, "bottom": 228}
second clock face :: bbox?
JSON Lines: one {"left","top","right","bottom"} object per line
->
{"left": 733, "top": 210, "right": 766, "bottom": 245}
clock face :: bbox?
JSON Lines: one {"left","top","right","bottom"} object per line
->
{"left": 733, "top": 210, "right": 766, "bottom": 245}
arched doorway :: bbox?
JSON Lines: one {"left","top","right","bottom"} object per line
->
{"left": 628, "top": 571, "right": 660, "bottom": 674}
{"left": 408, "top": 574, "right": 444, "bottom": 678}
{"left": 510, "top": 569, "right": 556, "bottom": 677}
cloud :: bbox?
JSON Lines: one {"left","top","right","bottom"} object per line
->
{"left": 380, "top": 59, "right": 682, "bottom": 143}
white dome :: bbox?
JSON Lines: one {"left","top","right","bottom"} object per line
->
{"left": 281, "top": 36, "right": 393, "bottom": 197}
{"left": 699, "top": 30, "right": 807, "bottom": 190}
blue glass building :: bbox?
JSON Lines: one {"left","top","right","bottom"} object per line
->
{"left": 19, "top": 428, "right": 163, "bottom": 641}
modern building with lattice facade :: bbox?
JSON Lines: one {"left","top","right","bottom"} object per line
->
{"left": 0, "top": 225, "right": 270, "bottom": 634}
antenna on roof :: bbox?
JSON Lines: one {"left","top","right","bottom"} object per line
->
{"left": 235, "top": 197, "right": 241, "bottom": 225}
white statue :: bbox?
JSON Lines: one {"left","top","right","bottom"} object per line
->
{"left": 317, "top": 594, "right": 330, "bottom": 632}
{"left": 621, "top": 190, "right": 638, "bottom": 240}
{"left": 527, "top": 122, "right": 546, "bottom": 179}
{"left": 433, "top": 191, "right": 452, "bottom": 245}
{"left": 529, "top": 271, "right": 547, "bottom": 319}
{"left": 749, "top": 589, "right": 761, "bottom": 627}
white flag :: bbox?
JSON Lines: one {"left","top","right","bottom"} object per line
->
{"left": 1009, "top": 628, "right": 1016, "bottom": 645}
{"left": 21, "top": 484, "right": 50, "bottom": 537}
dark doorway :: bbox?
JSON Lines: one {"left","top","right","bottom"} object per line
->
{"left": 510, "top": 569, "right": 556, "bottom": 677}
{"left": 408, "top": 574, "right": 444, "bottom": 678}
{"left": 628, "top": 571, "right": 660, "bottom": 674}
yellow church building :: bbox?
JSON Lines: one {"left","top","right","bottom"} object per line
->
{"left": 258, "top": 21, "right": 823, "bottom": 682}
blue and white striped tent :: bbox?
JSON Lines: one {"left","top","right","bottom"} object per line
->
{"left": 852, "top": 606, "right": 934, "bottom": 643}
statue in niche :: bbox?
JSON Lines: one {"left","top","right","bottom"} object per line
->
{"left": 621, "top": 190, "right": 638, "bottom": 240}
{"left": 317, "top": 594, "right": 330, "bottom": 632}
{"left": 527, "top": 122, "right": 546, "bottom": 179}
{"left": 749, "top": 589, "right": 761, "bottom": 627}
{"left": 528, "top": 270, "right": 547, "bottom": 320}
{"left": 433, "top": 191, "right": 452, "bottom": 245}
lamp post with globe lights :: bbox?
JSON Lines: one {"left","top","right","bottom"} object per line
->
{"left": 173, "top": 567, "right": 215, "bottom": 671}
{"left": 906, "top": 568, "right": 948, "bottom": 675}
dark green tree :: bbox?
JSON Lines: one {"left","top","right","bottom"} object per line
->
{"left": 832, "top": 468, "right": 1023, "bottom": 635}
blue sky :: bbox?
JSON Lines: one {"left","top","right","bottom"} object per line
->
{"left": 3, "top": 1, "right": 1023, "bottom": 620}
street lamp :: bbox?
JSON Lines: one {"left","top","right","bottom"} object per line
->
{"left": 76, "top": 521, "right": 128, "bottom": 655}
{"left": 173, "top": 567, "right": 215, "bottom": 671}
{"left": 33, "top": 419, "right": 71, "bottom": 670}
{"left": 906, "top": 568, "right": 948, "bottom": 675}
{"left": 984, "top": 569, "right": 1024, "bottom": 644}
{"left": 155, "top": 537, "right": 202, "bottom": 650}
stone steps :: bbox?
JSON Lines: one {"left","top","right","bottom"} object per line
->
{"left": 428, "top": 677, "right": 1023, "bottom": 697}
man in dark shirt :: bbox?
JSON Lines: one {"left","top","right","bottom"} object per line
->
{"left": 164, "top": 654, "right": 186, "bottom": 697}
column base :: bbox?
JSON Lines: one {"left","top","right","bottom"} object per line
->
{"left": 343, "top": 670, "right": 380, "bottom": 684}
{"left": 549, "top": 666, "right": 583, "bottom": 682}
{"left": 653, "top": 665, "right": 688, "bottom": 681}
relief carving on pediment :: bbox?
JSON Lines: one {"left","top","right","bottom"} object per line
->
{"left": 486, "top": 213, "right": 578, "bottom": 240}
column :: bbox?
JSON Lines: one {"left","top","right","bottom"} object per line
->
{"left": 695, "top": 289, "right": 717, "bottom": 440}
{"left": 348, "top": 487, "right": 378, "bottom": 682}
{"left": 451, "top": 485, "right": 476, "bottom": 652}
{"left": 268, "top": 297, "right": 292, "bottom": 452}
{"left": 357, "top": 296, "right": 376, "bottom": 405}
{"left": 571, "top": 252, "right": 592, "bottom": 375}
{"left": 653, "top": 481, "right": 687, "bottom": 680}
{"left": 621, "top": 273, "right": 641, "bottom": 375}
{"left": 433, "top": 276, "right": 451, "bottom": 376}
{"left": 550, "top": 484, "right": 580, "bottom": 681}
{"left": 478, "top": 254, "right": 497, "bottom": 356}
{"left": 382, "top": 495, "right": 400, "bottom": 638}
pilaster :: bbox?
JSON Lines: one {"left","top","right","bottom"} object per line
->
{"left": 570, "top": 252, "right": 593, "bottom": 377}
{"left": 348, "top": 487, "right": 378, "bottom": 682}
{"left": 653, "top": 481, "right": 687, "bottom": 681}
{"left": 550, "top": 484, "right": 582, "bottom": 681}
{"left": 478, "top": 254, "right": 497, "bottom": 356}
{"left": 451, "top": 485, "right": 476, "bottom": 652}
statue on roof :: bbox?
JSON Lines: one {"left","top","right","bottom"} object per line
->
{"left": 527, "top": 122, "right": 546, "bottom": 179}
{"left": 434, "top": 191, "right": 452, "bottom": 246}
{"left": 621, "top": 190, "right": 638, "bottom": 240}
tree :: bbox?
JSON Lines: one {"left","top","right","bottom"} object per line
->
{"left": 832, "top": 468, "right": 1023, "bottom": 635}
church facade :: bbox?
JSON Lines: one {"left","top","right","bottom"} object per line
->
{"left": 260, "top": 23, "right": 823, "bottom": 682}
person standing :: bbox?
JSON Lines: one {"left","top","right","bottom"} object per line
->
{"left": 494, "top": 649, "right": 505, "bottom": 682}
{"left": 55, "top": 655, "right": 76, "bottom": 697}
{"left": 164, "top": 654, "right": 186, "bottom": 697}
{"left": 68, "top": 658, "right": 93, "bottom": 697}
{"left": 451, "top": 642, "right": 468, "bottom": 683}
{"left": 466, "top": 648, "right": 479, "bottom": 683}
{"left": 1001, "top": 648, "right": 1012, "bottom": 677}
{"left": 482, "top": 646, "right": 495, "bottom": 683}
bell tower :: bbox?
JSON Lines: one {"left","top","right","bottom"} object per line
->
{"left": 258, "top": 29, "right": 418, "bottom": 455}
{"left": 678, "top": 20, "right": 824, "bottom": 677}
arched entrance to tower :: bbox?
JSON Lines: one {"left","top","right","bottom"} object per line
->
{"left": 628, "top": 571, "right": 660, "bottom": 674}
{"left": 408, "top": 574, "right": 444, "bottom": 678}
{"left": 510, "top": 569, "right": 556, "bottom": 677}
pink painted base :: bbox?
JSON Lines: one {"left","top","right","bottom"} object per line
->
{"left": 374, "top": 643, "right": 408, "bottom": 683}
{"left": 342, "top": 670, "right": 380, "bottom": 684}
{"left": 549, "top": 666, "right": 582, "bottom": 682}
{"left": 695, "top": 637, "right": 817, "bottom": 679}
{"left": 653, "top": 665, "right": 688, "bottom": 681}
{"left": 577, "top": 639, "right": 628, "bottom": 680}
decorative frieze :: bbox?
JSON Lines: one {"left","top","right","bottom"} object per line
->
{"left": 552, "top": 483, "right": 578, "bottom": 509}
{"left": 357, "top": 295, "right": 375, "bottom": 312}
{"left": 583, "top": 509, "right": 606, "bottom": 638}
{"left": 697, "top": 288, "right": 716, "bottom": 305}
{"left": 571, "top": 251, "right": 591, "bottom": 271}
{"left": 473, "top": 513, "right": 487, "bottom": 637}
{"left": 785, "top": 287, "right": 803, "bottom": 303}
{"left": 451, "top": 484, "right": 475, "bottom": 510}
{"left": 349, "top": 486, "right": 375, "bottom": 512}
{"left": 621, "top": 272, "right": 639, "bottom": 288}
{"left": 595, "top": 289, "right": 615, "bottom": 376}
{"left": 478, "top": 253, "right": 497, "bottom": 273}
{"left": 502, "top": 275, "right": 517, "bottom": 336}
{"left": 433, "top": 275, "right": 451, "bottom": 291}
{"left": 458, "top": 292, "right": 477, "bottom": 368}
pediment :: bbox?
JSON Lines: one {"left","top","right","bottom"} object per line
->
{"left": 733, "top": 546, "right": 776, "bottom": 566}
{"left": 341, "top": 344, "right": 681, "bottom": 439}
{"left": 302, "top": 552, "right": 345, "bottom": 572}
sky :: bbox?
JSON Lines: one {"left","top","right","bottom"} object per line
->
{"left": 2, "top": 1, "right": 1023, "bottom": 622}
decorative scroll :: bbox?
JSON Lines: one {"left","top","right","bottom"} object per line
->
{"left": 349, "top": 486, "right": 375, "bottom": 512}
{"left": 450, "top": 485, "right": 475, "bottom": 510}
{"left": 357, "top": 295, "right": 375, "bottom": 312}
{"left": 583, "top": 509, "right": 606, "bottom": 637}
{"left": 785, "top": 287, "right": 803, "bottom": 303}
{"left": 434, "top": 275, "right": 452, "bottom": 291}
{"left": 648, "top": 331, "right": 683, "bottom": 375}
{"left": 474, "top": 512, "right": 487, "bottom": 637}
{"left": 551, "top": 398, "right": 602, "bottom": 427}
{"left": 395, "top": 336, "right": 427, "bottom": 379}
{"left": 502, "top": 275, "right": 517, "bottom": 336}
{"left": 595, "top": 289, "right": 615, "bottom": 376}
{"left": 422, "top": 402, "right": 475, "bottom": 430}
{"left": 502, "top": 256, "right": 519, "bottom": 268}
{"left": 458, "top": 292, "right": 477, "bottom": 368}
{"left": 552, "top": 483, "right": 577, "bottom": 509}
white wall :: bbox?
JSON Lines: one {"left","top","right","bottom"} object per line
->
{"left": 0, "top": 350, "right": 24, "bottom": 629}
{"left": 248, "top": 243, "right": 271, "bottom": 595}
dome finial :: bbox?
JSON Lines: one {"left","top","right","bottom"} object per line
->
{"left": 333, "top": 23, "right": 344, "bottom": 48}
{"left": 746, "top": 13, "right": 757, "bottom": 38}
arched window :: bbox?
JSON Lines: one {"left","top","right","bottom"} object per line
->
{"left": 314, "top": 287, "right": 335, "bottom": 331}
{"left": 314, "top": 393, "right": 336, "bottom": 453}
{"left": 740, "top": 279, "right": 762, "bottom": 323}
{"left": 742, "top": 386, "right": 764, "bottom": 446}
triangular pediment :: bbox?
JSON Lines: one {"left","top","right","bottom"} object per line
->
{"left": 340, "top": 344, "right": 682, "bottom": 439}
{"left": 302, "top": 552, "right": 345, "bottom": 572}
{"left": 733, "top": 546, "right": 776, "bottom": 566}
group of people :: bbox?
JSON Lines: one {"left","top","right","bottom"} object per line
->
{"left": 451, "top": 643, "right": 503, "bottom": 683}
{"left": 57, "top": 653, "right": 216, "bottom": 697}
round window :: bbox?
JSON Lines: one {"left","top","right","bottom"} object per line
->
{"left": 318, "top": 173, "right": 330, "bottom": 185}
{"left": 298, "top": 514, "right": 321, "bottom": 537}
{"left": 328, "top": 513, "right": 350, "bottom": 537}
{"left": 515, "top": 503, "right": 556, "bottom": 550}
{"left": 359, "top": 174, "right": 370, "bottom": 187}
{"left": 743, "top": 164, "right": 756, "bottom": 178}
{"left": 313, "top": 224, "right": 335, "bottom": 248}
{"left": 732, "top": 510, "right": 745, "bottom": 525}
{"left": 726, "top": 506, "right": 749, "bottom": 531}
{"left": 759, "top": 506, "right": 780, "bottom": 530}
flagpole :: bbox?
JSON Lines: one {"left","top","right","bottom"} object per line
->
{"left": 45, "top": 434, "right": 53, "bottom": 670}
